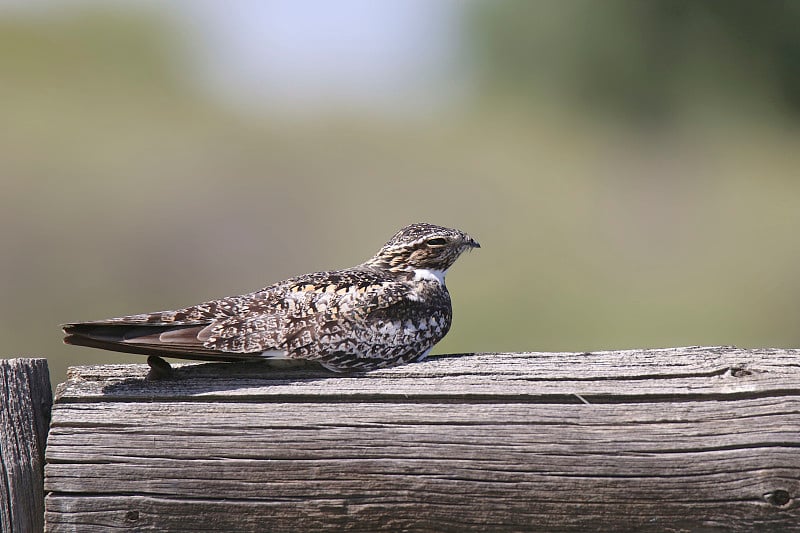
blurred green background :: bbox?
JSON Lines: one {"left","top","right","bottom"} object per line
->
{"left": 3, "top": 1, "right": 800, "bottom": 386}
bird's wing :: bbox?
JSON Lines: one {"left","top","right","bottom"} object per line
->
{"left": 62, "top": 295, "right": 271, "bottom": 362}
{"left": 206, "top": 276, "right": 450, "bottom": 371}
{"left": 202, "top": 276, "right": 402, "bottom": 356}
{"left": 60, "top": 271, "right": 386, "bottom": 361}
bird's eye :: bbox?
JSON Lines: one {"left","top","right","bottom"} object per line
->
{"left": 426, "top": 238, "right": 447, "bottom": 246}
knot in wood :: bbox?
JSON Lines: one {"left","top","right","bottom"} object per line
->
{"left": 765, "top": 489, "right": 792, "bottom": 507}
{"left": 729, "top": 366, "right": 752, "bottom": 378}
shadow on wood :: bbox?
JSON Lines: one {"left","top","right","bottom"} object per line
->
{"left": 1, "top": 358, "right": 52, "bottom": 533}
{"left": 44, "top": 347, "right": 800, "bottom": 532}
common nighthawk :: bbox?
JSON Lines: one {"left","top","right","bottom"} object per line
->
{"left": 63, "top": 223, "right": 479, "bottom": 372}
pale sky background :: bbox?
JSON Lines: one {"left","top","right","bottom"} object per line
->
{"left": 0, "top": 0, "right": 465, "bottom": 114}
{"left": 175, "top": 0, "right": 465, "bottom": 114}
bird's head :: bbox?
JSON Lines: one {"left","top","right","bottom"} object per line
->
{"left": 364, "top": 223, "right": 480, "bottom": 281}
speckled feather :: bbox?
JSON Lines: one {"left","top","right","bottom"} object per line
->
{"left": 63, "top": 223, "right": 479, "bottom": 372}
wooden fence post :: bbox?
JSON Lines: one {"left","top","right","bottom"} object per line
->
{"left": 1, "top": 358, "right": 52, "bottom": 533}
{"left": 45, "top": 347, "right": 800, "bottom": 531}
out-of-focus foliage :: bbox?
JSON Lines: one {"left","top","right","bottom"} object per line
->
{"left": 2, "top": 4, "right": 800, "bottom": 387}
{"left": 469, "top": 0, "right": 800, "bottom": 123}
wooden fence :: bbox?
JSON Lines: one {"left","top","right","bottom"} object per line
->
{"left": 1, "top": 358, "right": 52, "bottom": 533}
{"left": 5, "top": 347, "right": 800, "bottom": 531}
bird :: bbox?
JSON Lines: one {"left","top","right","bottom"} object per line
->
{"left": 62, "top": 223, "right": 480, "bottom": 372}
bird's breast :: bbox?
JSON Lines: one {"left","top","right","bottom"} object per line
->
{"left": 405, "top": 279, "right": 451, "bottom": 307}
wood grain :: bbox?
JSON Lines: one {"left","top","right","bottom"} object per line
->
{"left": 44, "top": 347, "right": 800, "bottom": 532}
{"left": 1, "top": 358, "right": 52, "bottom": 533}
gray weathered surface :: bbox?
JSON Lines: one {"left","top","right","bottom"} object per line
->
{"left": 1, "top": 358, "right": 52, "bottom": 533}
{"left": 45, "top": 347, "right": 800, "bottom": 532}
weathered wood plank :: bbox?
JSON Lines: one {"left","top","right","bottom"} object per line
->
{"left": 43, "top": 494, "right": 798, "bottom": 533}
{"left": 1, "top": 358, "right": 52, "bottom": 533}
{"left": 52, "top": 346, "right": 800, "bottom": 402}
{"left": 45, "top": 347, "right": 800, "bottom": 532}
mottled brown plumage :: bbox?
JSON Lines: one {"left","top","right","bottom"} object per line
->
{"left": 63, "top": 223, "right": 479, "bottom": 371}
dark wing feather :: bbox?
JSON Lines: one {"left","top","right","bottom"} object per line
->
{"left": 61, "top": 290, "right": 287, "bottom": 361}
{"left": 61, "top": 320, "right": 268, "bottom": 362}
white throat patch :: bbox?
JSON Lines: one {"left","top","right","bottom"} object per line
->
{"left": 413, "top": 268, "right": 447, "bottom": 285}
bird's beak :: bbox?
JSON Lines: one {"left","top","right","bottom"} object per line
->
{"left": 465, "top": 236, "right": 480, "bottom": 249}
